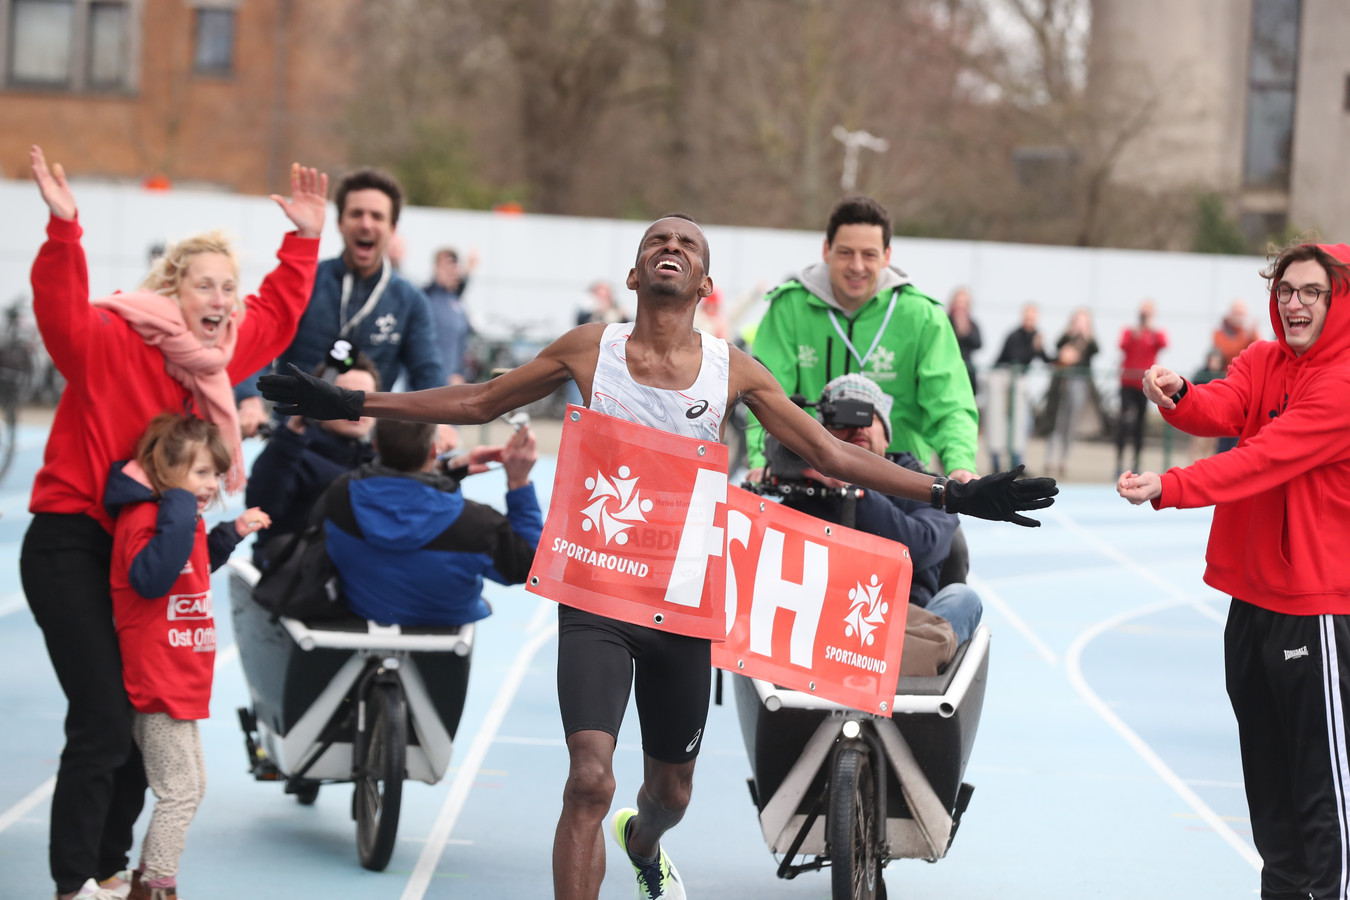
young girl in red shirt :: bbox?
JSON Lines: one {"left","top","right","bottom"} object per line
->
{"left": 106, "top": 415, "right": 269, "bottom": 900}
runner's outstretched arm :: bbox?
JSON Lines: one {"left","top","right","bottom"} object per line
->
{"left": 732, "top": 348, "right": 1057, "bottom": 526}
{"left": 260, "top": 324, "right": 603, "bottom": 425}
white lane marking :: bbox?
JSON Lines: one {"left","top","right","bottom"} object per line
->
{"left": 1065, "top": 598, "right": 1262, "bottom": 871}
{"left": 1044, "top": 506, "right": 1227, "bottom": 625}
{"left": 401, "top": 599, "right": 558, "bottom": 900}
{"left": 967, "top": 572, "right": 1058, "bottom": 666}
{"left": 0, "top": 776, "right": 54, "bottom": 834}
{"left": 526, "top": 596, "right": 555, "bottom": 633}
{"left": 214, "top": 643, "right": 238, "bottom": 671}
{"left": 0, "top": 591, "right": 27, "bottom": 619}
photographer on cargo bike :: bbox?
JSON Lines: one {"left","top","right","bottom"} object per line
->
{"left": 760, "top": 374, "right": 983, "bottom": 659}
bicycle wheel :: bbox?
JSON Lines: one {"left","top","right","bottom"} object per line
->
{"left": 829, "top": 747, "right": 882, "bottom": 900}
{"left": 354, "top": 679, "right": 406, "bottom": 871}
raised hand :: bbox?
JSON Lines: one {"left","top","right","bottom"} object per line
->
{"left": 259, "top": 364, "right": 365, "bottom": 421}
{"left": 501, "top": 426, "right": 538, "bottom": 489}
{"left": 945, "top": 465, "right": 1057, "bottom": 527}
{"left": 30, "top": 145, "right": 76, "bottom": 221}
{"left": 269, "top": 163, "right": 328, "bottom": 239}
{"left": 234, "top": 507, "right": 272, "bottom": 538}
{"left": 1142, "top": 365, "right": 1185, "bottom": 409}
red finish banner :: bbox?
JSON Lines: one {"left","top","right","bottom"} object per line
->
{"left": 527, "top": 406, "right": 730, "bottom": 640}
{"left": 712, "top": 487, "right": 913, "bottom": 714}
{"left": 527, "top": 409, "right": 915, "bottom": 712}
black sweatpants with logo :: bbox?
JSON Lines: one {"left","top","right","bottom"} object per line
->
{"left": 21, "top": 513, "right": 147, "bottom": 894}
{"left": 1226, "top": 598, "right": 1350, "bottom": 900}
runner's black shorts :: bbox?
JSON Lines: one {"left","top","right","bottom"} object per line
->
{"left": 557, "top": 604, "right": 711, "bottom": 764}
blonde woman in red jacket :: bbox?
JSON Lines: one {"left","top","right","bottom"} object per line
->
{"left": 20, "top": 146, "right": 326, "bottom": 900}
{"left": 1119, "top": 241, "right": 1350, "bottom": 900}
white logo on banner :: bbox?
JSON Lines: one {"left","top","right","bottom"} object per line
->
{"left": 844, "top": 574, "right": 888, "bottom": 647}
{"left": 581, "top": 466, "right": 653, "bottom": 546}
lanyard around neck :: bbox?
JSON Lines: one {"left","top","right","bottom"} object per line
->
{"left": 339, "top": 260, "right": 392, "bottom": 338}
{"left": 826, "top": 293, "right": 897, "bottom": 371}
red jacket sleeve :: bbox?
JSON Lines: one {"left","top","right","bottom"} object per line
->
{"left": 1162, "top": 350, "right": 1255, "bottom": 438}
{"left": 228, "top": 233, "right": 320, "bottom": 382}
{"left": 1156, "top": 369, "right": 1350, "bottom": 509}
{"left": 31, "top": 215, "right": 95, "bottom": 382}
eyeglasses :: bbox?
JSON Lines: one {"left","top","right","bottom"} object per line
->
{"left": 1275, "top": 283, "right": 1331, "bottom": 306}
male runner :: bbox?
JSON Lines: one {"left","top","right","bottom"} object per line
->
{"left": 261, "top": 214, "right": 1057, "bottom": 900}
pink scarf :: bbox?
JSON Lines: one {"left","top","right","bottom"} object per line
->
{"left": 91, "top": 291, "right": 246, "bottom": 493}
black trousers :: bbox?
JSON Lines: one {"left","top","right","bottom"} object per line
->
{"left": 21, "top": 513, "right": 147, "bottom": 893}
{"left": 1116, "top": 385, "right": 1148, "bottom": 465}
{"left": 1226, "top": 599, "right": 1350, "bottom": 900}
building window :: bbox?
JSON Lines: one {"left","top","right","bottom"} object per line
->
{"left": 1242, "top": 0, "right": 1302, "bottom": 189}
{"left": 4, "top": 0, "right": 134, "bottom": 91}
{"left": 86, "top": 1, "right": 124, "bottom": 86}
{"left": 10, "top": 0, "right": 75, "bottom": 85}
{"left": 193, "top": 7, "right": 233, "bottom": 76}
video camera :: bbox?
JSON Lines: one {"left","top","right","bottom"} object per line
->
{"left": 320, "top": 340, "right": 357, "bottom": 383}
{"left": 755, "top": 391, "right": 875, "bottom": 492}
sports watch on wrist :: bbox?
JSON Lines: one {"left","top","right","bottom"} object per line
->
{"left": 930, "top": 475, "right": 948, "bottom": 510}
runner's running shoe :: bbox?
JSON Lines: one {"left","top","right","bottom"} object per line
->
{"left": 611, "top": 807, "right": 686, "bottom": 900}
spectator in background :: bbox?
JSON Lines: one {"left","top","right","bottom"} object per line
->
{"left": 425, "top": 247, "right": 479, "bottom": 384}
{"left": 986, "top": 303, "right": 1051, "bottom": 473}
{"left": 235, "top": 167, "right": 445, "bottom": 421}
{"left": 694, "top": 287, "right": 728, "bottom": 339}
{"left": 1044, "top": 307, "right": 1098, "bottom": 479}
{"left": 1116, "top": 299, "right": 1168, "bottom": 475}
{"left": 1187, "top": 347, "right": 1228, "bottom": 461}
{"left": 947, "top": 287, "right": 982, "bottom": 395}
{"left": 576, "top": 280, "right": 631, "bottom": 326}
{"left": 1211, "top": 299, "right": 1260, "bottom": 453}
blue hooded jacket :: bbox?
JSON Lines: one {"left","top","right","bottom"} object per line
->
{"left": 319, "top": 463, "right": 542, "bottom": 626}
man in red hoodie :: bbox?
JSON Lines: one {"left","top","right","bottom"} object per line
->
{"left": 1118, "top": 242, "right": 1350, "bottom": 900}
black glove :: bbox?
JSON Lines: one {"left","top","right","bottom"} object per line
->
{"left": 258, "top": 364, "right": 365, "bottom": 421}
{"left": 944, "top": 465, "right": 1057, "bottom": 527}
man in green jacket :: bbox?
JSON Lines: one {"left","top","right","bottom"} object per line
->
{"left": 747, "top": 196, "right": 979, "bottom": 484}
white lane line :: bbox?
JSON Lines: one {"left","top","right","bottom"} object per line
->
{"left": 0, "top": 591, "right": 27, "bottom": 619}
{"left": 526, "top": 596, "right": 555, "bottom": 633}
{"left": 1065, "top": 597, "right": 1262, "bottom": 871}
{"left": 1044, "top": 506, "right": 1227, "bottom": 625}
{"left": 967, "top": 572, "right": 1058, "bottom": 667}
{"left": 401, "top": 599, "right": 558, "bottom": 900}
{"left": 0, "top": 632, "right": 237, "bottom": 836}
{"left": 0, "top": 776, "right": 54, "bottom": 834}
{"left": 215, "top": 643, "right": 238, "bottom": 671}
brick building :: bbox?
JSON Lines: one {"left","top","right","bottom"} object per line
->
{"left": 0, "top": 0, "right": 358, "bottom": 194}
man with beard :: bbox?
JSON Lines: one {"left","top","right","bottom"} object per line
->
{"left": 236, "top": 168, "right": 444, "bottom": 431}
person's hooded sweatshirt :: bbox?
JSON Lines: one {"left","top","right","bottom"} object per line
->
{"left": 320, "top": 462, "right": 542, "bottom": 626}
{"left": 1156, "top": 244, "right": 1350, "bottom": 614}
{"left": 747, "top": 262, "right": 977, "bottom": 473}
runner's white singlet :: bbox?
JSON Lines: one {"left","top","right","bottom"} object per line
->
{"left": 589, "top": 322, "right": 729, "bottom": 442}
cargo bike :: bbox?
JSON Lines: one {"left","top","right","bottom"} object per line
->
{"left": 228, "top": 558, "right": 475, "bottom": 871}
{"left": 733, "top": 468, "right": 990, "bottom": 900}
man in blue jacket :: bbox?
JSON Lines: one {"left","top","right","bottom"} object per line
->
{"left": 319, "top": 418, "right": 541, "bottom": 626}
{"left": 236, "top": 168, "right": 445, "bottom": 431}
{"left": 781, "top": 374, "right": 982, "bottom": 644}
